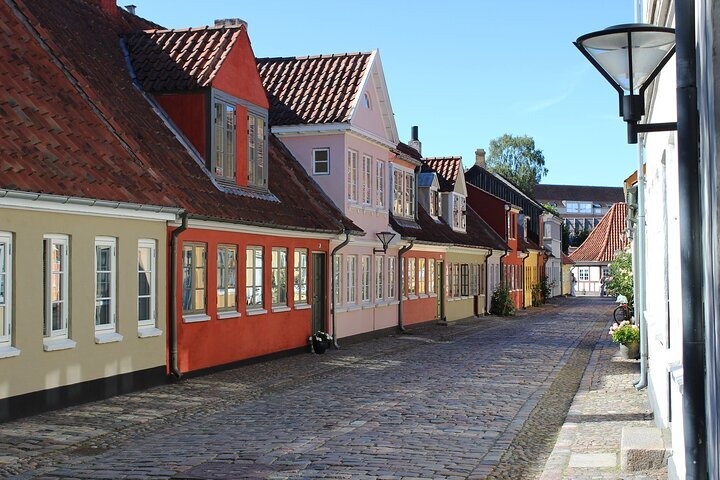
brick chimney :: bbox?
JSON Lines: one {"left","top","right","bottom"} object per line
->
{"left": 408, "top": 126, "right": 422, "bottom": 155}
{"left": 90, "top": 0, "right": 118, "bottom": 16}
{"left": 214, "top": 18, "right": 248, "bottom": 29}
{"left": 475, "top": 148, "right": 486, "bottom": 168}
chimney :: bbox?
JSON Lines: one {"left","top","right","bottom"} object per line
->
{"left": 214, "top": 18, "right": 248, "bottom": 29}
{"left": 125, "top": 4, "right": 136, "bottom": 14}
{"left": 90, "top": 0, "right": 118, "bottom": 16}
{"left": 475, "top": 148, "right": 486, "bottom": 168}
{"left": 408, "top": 125, "right": 422, "bottom": 155}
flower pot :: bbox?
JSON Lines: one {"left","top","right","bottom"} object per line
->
{"left": 620, "top": 341, "right": 640, "bottom": 360}
{"left": 312, "top": 338, "right": 328, "bottom": 354}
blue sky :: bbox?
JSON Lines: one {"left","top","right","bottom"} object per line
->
{"left": 129, "top": 1, "right": 638, "bottom": 187}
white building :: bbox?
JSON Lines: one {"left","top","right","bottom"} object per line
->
{"left": 542, "top": 212, "right": 563, "bottom": 297}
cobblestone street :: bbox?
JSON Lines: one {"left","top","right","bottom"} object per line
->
{"left": 1, "top": 298, "right": 617, "bottom": 479}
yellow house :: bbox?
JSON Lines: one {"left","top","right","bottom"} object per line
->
{"left": 519, "top": 237, "right": 544, "bottom": 308}
{"left": 562, "top": 253, "right": 575, "bottom": 295}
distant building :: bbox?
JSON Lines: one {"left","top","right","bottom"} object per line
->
{"left": 534, "top": 184, "right": 625, "bottom": 235}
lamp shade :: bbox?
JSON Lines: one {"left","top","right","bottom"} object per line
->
{"left": 576, "top": 24, "right": 675, "bottom": 93}
{"left": 375, "top": 231, "right": 396, "bottom": 249}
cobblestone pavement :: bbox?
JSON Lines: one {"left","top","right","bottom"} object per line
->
{"left": 0, "top": 297, "right": 612, "bottom": 479}
{"left": 539, "top": 317, "right": 667, "bottom": 480}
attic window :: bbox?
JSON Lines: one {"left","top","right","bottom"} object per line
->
{"left": 429, "top": 189, "right": 439, "bottom": 217}
{"left": 213, "top": 101, "right": 236, "bottom": 181}
{"left": 452, "top": 193, "right": 466, "bottom": 231}
{"left": 247, "top": 112, "right": 268, "bottom": 189}
{"left": 362, "top": 93, "right": 371, "bottom": 109}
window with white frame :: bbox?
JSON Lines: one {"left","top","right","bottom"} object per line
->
{"left": 44, "top": 235, "right": 69, "bottom": 339}
{"left": 217, "top": 245, "right": 238, "bottom": 312}
{"left": 470, "top": 264, "right": 478, "bottom": 296}
{"left": 387, "top": 257, "right": 396, "bottom": 299}
{"left": 333, "top": 255, "right": 342, "bottom": 304}
{"left": 247, "top": 112, "right": 268, "bottom": 188}
{"left": 578, "top": 267, "right": 590, "bottom": 281}
{"left": 404, "top": 172, "right": 415, "bottom": 217}
{"left": 294, "top": 249, "right": 308, "bottom": 304}
{"left": 313, "top": 148, "right": 330, "bottom": 175}
{"left": 246, "top": 246, "right": 264, "bottom": 309}
{"left": 375, "top": 256, "right": 383, "bottom": 300}
{"left": 271, "top": 248, "right": 288, "bottom": 307}
{"left": 418, "top": 258, "right": 426, "bottom": 294}
{"left": 0, "top": 233, "right": 12, "bottom": 347}
{"left": 347, "top": 150, "right": 358, "bottom": 202}
{"left": 213, "top": 100, "right": 236, "bottom": 181}
{"left": 451, "top": 264, "right": 460, "bottom": 298}
{"left": 452, "top": 194, "right": 466, "bottom": 230}
{"left": 346, "top": 255, "right": 357, "bottom": 303}
{"left": 182, "top": 243, "right": 206, "bottom": 314}
{"left": 460, "top": 264, "right": 470, "bottom": 297}
{"left": 407, "top": 258, "right": 416, "bottom": 295}
{"left": 375, "top": 161, "right": 385, "bottom": 208}
{"left": 400, "top": 258, "right": 405, "bottom": 297}
{"left": 393, "top": 170, "right": 403, "bottom": 215}
{"left": 479, "top": 263, "right": 486, "bottom": 295}
{"left": 361, "top": 256, "right": 371, "bottom": 302}
{"left": 94, "top": 238, "right": 117, "bottom": 333}
{"left": 428, "top": 258, "right": 435, "bottom": 293}
{"left": 429, "top": 189, "right": 439, "bottom": 217}
{"left": 362, "top": 155, "right": 372, "bottom": 205}
{"left": 544, "top": 222, "right": 552, "bottom": 239}
{"left": 138, "top": 240, "right": 156, "bottom": 328}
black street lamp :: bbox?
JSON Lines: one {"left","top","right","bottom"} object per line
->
{"left": 575, "top": 24, "right": 676, "bottom": 143}
{"left": 374, "top": 231, "right": 396, "bottom": 254}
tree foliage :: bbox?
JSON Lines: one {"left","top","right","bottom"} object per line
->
{"left": 561, "top": 222, "right": 571, "bottom": 254}
{"left": 570, "top": 228, "right": 591, "bottom": 247}
{"left": 490, "top": 283, "right": 515, "bottom": 316}
{"left": 486, "top": 134, "right": 548, "bottom": 196}
{"left": 606, "top": 249, "right": 634, "bottom": 306}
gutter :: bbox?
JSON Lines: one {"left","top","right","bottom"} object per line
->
{"left": 170, "top": 211, "right": 188, "bottom": 379}
{"left": 481, "top": 248, "right": 492, "bottom": 315}
{"left": 330, "top": 230, "right": 351, "bottom": 349}
{"left": 521, "top": 251, "right": 530, "bottom": 308}
{"left": 397, "top": 239, "right": 415, "bottom": 332}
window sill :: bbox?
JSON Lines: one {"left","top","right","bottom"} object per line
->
{"left": 429, "top": 293, "right": 438, "bottom": 298}
{"left": 95, "top": 332, "right": 123, "bottom": 344}
{"left": 246, "top": 308, "right": 268, "bottom": 316}
{"left": 388, "top": 300, "right": 399, "bottom": 306}
{"left": 43, "top": 338, "right": 77, "bottom": 352}
{"left": 0, "top": 346, "right": 21, "bottom": 359}
{"left": 138, "top": 327, "right": 163, "bottom": 338}
{"left": 217, "top": 311, "right": 241, "bottom": 320}
{"left": 408, "top": 295, "right": 418, "bottom": 300}
{"left": 183, "top": 313, "right": 211, "bottom": 323}
{"left": 419, "top": 294, "right": 429, "bottom": 299}
{"left": 294, "top": 304, "right": 312, "bottom": 310}
{"left": 272, "top": 306, "right": 291, "bottom": 313}
{"left": 345, "top": 305, "right": 361, "bottom": 312}
{"left": 361, "top": 302, "right": 374, "bottom": 310}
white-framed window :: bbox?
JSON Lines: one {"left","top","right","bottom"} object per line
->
{"left": 407, "top": 258, "right": 416, "bottom": 295}
{"left": 182, "top": 243, "right": 206, "bottom": 314}
{"left": 313, "top": 148, "right": 330, "bottom": 175}
{"left": 213, "top": 100, "right": 236, "bottom": 181}
{"left": 460, "top": 264, "right": 470, "bottom": 297}
{"left": 428, "top": 258, "right": 435, "bottom": 294}
{"left": 375, "top": 256, "right": 384, "bottom": 300}
{"left": 333, "top": 255, "right": 342, "bottom": 305}
{"left": 452, "top": 264, "right": 460, "bottom": 298}
{"left": 271, "top": 248, "right": 288, "bottom": 307}
{"left": 44, "top": 234, "right": 70, "bottom": 339}
{"left": 579, "top": 267, "right": 590, "bottom": 281}
{"left": 346, "top": 255, "right": 357, "bottom": 304}
{"left": 247, "top": 112, "right": 268, "bottom": 188}
{"left": 479, "top": 263, "right": 486, "bottom": 295}
{"left": 361, "top": 256, "right": 371, "bottom": 302}
{"left": 452, "top": 194, "right": 467, "bottom": 230}
{"left": 347, "top": 149, "right": 358, "bottom": 202}
{"left": 404, "top": 172, "right": 415, "bottom": 217}
{"left": 429, "top": 189, "right": 439, "bottom": 217}
{"left": 387, "top": 257, "right": 396, "bottom": 299}
{"left": 544, "top": 222, "right": 552, "bottom": 239}
{"left": 217, "top": 244, "right": 238, "bottom": 312}
{"left": 246, "top": 246, "right": 264, "bottom": 309}
{"left": 138, "top": 239, "right": 156, "bottom": 328}
{"left": 470, "top": 264, "right": 478, "bottom": 296}
{"left": 375, "top": 161, "right": 385, "bottom": 208}
{"left": 362, "top": 155, "right": 372, "bottom": 205}
{"left": 418, "top": 258, "right": 426, "bottom": 295}
{"left": 0, "top": 233, "right": 12, "bottom": 347}
{"left": 294, "top": 249, "right": 308, "bottom": 304}
{"left": 393, "top": 170, "right": 403, "bottom": 214}
{"left": 362, "top": 92, "right": 371, "bottom": 109}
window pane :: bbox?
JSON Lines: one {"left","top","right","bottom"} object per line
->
{"left": 95, "top": 299, "right": 111, "bottom": 326}
{"left": 138, "top": 297, "right": 151, "bottom": 322}
{"left": 96, "top": 272, "right": 111, "bottom": 298}
{"left": 52, "top": 303, "right": 63, "bottom": 331}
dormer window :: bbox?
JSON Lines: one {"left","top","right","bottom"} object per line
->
{"left": 213, "top": 100, "right": 236, "bottom": 181}
{"left": 404, "top": 173, "right": 415, "bottom": 217}
{"left": 247, "top": 112, "right": 268, "bottom": 188}
{"left": 429, "top": 189, "right": 439, "bottom": 217}
{"left": 452, "top": 193, "right": 466, "bottom": 231}
{"left": 391, "top": 167, "right": 416, "bottom": 218}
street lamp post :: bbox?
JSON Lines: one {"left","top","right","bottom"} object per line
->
{"left": 374, "top": 231, "right": 396, "bottom": 254}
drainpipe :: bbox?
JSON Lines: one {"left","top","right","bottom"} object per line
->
{"left": 521, "top": 252, "right": 529, "bottom": 308}
{"left": 397, "top": 239, "right": 415, "bottom": 332}
{"left": 676, "top": 0, "right": 707, "bottom": 476}
{"left": 483, "top": 250, "right": 491, "bottom": 314}
{"left": 170, "top": 212, "right": 188, "bottom": 379}
{"left": 330, "top": 230, "right": 351, "bottom": 349}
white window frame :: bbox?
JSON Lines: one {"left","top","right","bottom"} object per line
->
{"left": 407, "top": 257, "right": 416, "bottom": 295}
{"left": 362, "top": 155, "right": 372, "bottom": 205}
{"left": 346, "top": 255, "right": 357, "bottom": 304}
{"left": 138, "top": 239, "right": 157, "bottom": 328}
{"left": 428, "top": 258, "right": 435, "bottom": 294}
{"left": 333, "top": 255, "right": 342, "bottom": 305}
{"left": 0, "top": 232, "right": 13, "bottom": 350}
{"left": 182, "top": 243, "right": 207, "bottom": 316}
{"left": 94, "top": 237, "right": 117, "bottom": 335}
{"left": 212, "top": 99, "right": 236, "bottom": 181}
{"left": 361, "top": 255, "right": 371, "bottom": 302}
{"left": 43, "top": 234, "right": 71, "bottom": 345}
{"left": 347, "top": 149, "right": 358, "bottom": 202}
{"left": 217, "top": 244, "right": 238, "bottom": 313}
{"left": 579, "top": 267, "right": 590, "bottom": 281}
{"left": 470, "top": 264, "right": 478, "bottom": 296}
{"left": 452, "top": 193, "right": 467, "bottom": 231}
{"left": 387, "top": 257, "right": 396, "bottom": 299}
{"left": 404, "top": 172, "right": 415, "bottom": 217}
{"left": 393, "top": 169, "right": 404, "bottom": 215}
{"left": 246, "top": 246, "right": 264, "bottom": 310}
{"left": 429, "top": 189, "right": 439, "bottom": 217}
{"left": 294, "top": 248, "right": 308, "bottom": 305}
{"left": 375, "top": 256, "right": 384, "bottom": 301}
{"left": 312, "top": 148, "right": 330, "bottom": 175}
{"left": 375, "top": 161, "right": 385, "bottom": 208}
{"left": 247, "top": 112, "right": 268, "bottom": 188}
{"left": 460, "top": 264, "right": 470, "bottom": 297}
{"left": 271, "top": 248, "right": 288, "bottom": 307}
{"left": 418, "top": 258, "right": 426, "bottom": 295}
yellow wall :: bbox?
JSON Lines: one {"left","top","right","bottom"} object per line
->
{"left": 0, "top": 207, "right": 168, "bottom": 400}
{"left": 443, "top": 250, "right": 488, "bottom": 322}
{"left": 562, "top": 264, "right": 573, "bottom": 295}
{"left": 524, "top": 251, "right": 540, "bottom": 308}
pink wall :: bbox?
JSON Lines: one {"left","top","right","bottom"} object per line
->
{"left": 352, "top": 74, "right": 389, "bottom": 140}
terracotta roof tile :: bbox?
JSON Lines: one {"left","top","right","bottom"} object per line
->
{"left": 570, "top": 203, "right": 628, "bottom": 262}
{"left": 256, "top": 52, "right": 372, "bottom": 125}
{"left": 561, "top": 252, "right": 575, "bottom": 265}
{"left": 423, "top": 157, "right": 462, "bottom": 192}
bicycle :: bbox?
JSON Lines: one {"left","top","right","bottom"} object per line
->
{"left": 613, "top": 302, "right": 632, "bottom": 323}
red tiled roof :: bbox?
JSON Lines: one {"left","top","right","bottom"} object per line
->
{"left": 534, "top": 184, "right": 624, "bottom": 204}
{"left": 125, "top": 26, "right": 243, "bottom": 92}
{"left": 570, "top": 203, "right": 628, "bottom": 262}
{"left": 256, "top": 52, "right": 372, "bottom": 125}
{"left": 561, "top": 252, "right": 575, "bottom": 265}
{"left": 3, "top": 0, "right": 359, "bottom": 234}
{"left": 423, "top": 157, "right": 462, "bottom": 192}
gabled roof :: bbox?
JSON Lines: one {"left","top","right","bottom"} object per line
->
{"left": 561, "top": 252, "right": 575, "bottom": 265}
{"left": 424, "top": 157, "right": 461, "bottom": 190}
{"left": 570, "top": 203, "right": 628, "bottom": 263}
{"left": 534, "top": 184, "right": 624, "bottom": 204}
{"left": 125, "top": 25, "right": 243, "bottom": 92}
{"left": 3, "top": 0, "right": 360, "bottom": 235}
{"left": 257, "top": 52, "right": 372, "bottom": 125}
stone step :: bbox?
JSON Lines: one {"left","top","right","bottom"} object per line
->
{"left": 620, "top": 426, "right": 672, "bottom": 471}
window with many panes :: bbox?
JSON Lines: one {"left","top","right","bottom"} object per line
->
{"left": 387, "top": 257, "right": 396, "bottom": 299}
{"left": 347, "top": 150, "right": 358, "bottom": 201}
{"left": 95, "top": 237, "right": 116, "bottom": 334}
{"left": 247, "top": 112, "right": 267, "bottom": 188}
{"left": 418, "top": 258, "right": 426, "bottom": 294}
{"left": 451, "top": 264, "right": 460, "bottom": 297}
{"left": 544, "top": 222, "right": 552, "bottom": 239}
{"left": 294, "top": 249, "right": 308, "bottom": 304}
{"left": 213, "top": 100, "right": 236, "bottom": 181}
{"left": 246, "top": 246, "right": 264, "bottom": 309}
{"left": 362, "top": 155, "right": 372, "bottom": 205}
{"left": 346, "top": 255, "right": 357, "bottom": 303}
{"left": 361, "top": 256, "right": 371, "bottom": 302}
{"left": 404, "top": 172, "right": 415, "bottom": 217}
{"left": 578, "top": 267, "right": 590, "bottom": 281}
{"left": 182, "top": 243, "right": 206, "bottom": 315}
{"left": 271, "top": 248, "right": 288, "bottom": 307}
{"left": 428, "top": 259, "right": 435, "bottom": 294}
{"left": 217, "top": 245, "right": 237, "bottom": 312}
{"left": 406, "top": 258, "right": 415, "bottom": 295}
{"left": 429, "top": 189, "right": 439, "bottom": 217}
{"left": 376, "top": 161, "right": 385, "bottom": 208}
{"left": 452, "top": 194, "right": 466, "bottom": 230}
{"left": 469, "top": 264, "right": 478, "bottom": 296}
{"left": 313, "top": 148, "right": 329, "bottom": 175}
{"left": 375, "top": 256, "right": 383, "bottom": 300}
{"left": 460, "top": 264, "right": 470, "bottom": 297}
{"left": 0, "top": 233, "right": 12, "bottom": 347}
{"left": 138, "top": 240, "right": 156, "bottom": 328}
{"left": 393, "top": 170, "right": 403, "bottom": 214}
{"left": 333, "top": 255, "right": 342, "bottom": 304}
{"left": 44, "top": 235, "right": 69, "bottom": 339}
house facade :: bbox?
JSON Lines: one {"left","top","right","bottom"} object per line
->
{"left": 534, "top": 184, "right": 625, "bottom": 236}
{"left": 542, "top": 212, "right": 563, "bottom": 297}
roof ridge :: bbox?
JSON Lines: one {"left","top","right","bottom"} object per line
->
{"left": 140, "top": 24, "right": 245, "bottom": 34}
{"left": 256, "top": 51, "right": 373, "bottom": 62}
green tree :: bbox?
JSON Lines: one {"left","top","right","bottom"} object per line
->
{"left": 606, "top": 249, "right": 634, "bottom": 306}
{"left": 561, "top": 222, "right": 571, "bottom": 254}
{"left": 486, "top": 134, "right": 548, "bottom": 196}
{"left": 570, "top": 228, "right": 591, "bottom": 247}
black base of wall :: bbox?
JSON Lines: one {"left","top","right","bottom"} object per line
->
{"left": 180, "top": 346, "right": 309, "bottom": 380}
{"left": 0, "top": 366, "right": 168, "bottom": 423}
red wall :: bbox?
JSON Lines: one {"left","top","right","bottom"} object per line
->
{"left": 213, "top": 30, "right": 269, "bottom": 109}
{"left": 401, "top": 251, "right": 443, "bottom": 326}
{"left": 467, "top": 184, "right": 507, "bottom": 239}
{"left": 155, "top": 92, "right": 206, "bottom": 156}
{"left": 168, "top": 226, "right": 329, "bottom": 373}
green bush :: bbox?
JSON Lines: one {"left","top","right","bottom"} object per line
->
{"left": 531, "top": 283, "right": 543, "bottom": 307}
{"left": 606, "top": 249, "right": 634, "bottom": 306}
{"left": 491, "top": 283, "right": 515, "bottom": 316}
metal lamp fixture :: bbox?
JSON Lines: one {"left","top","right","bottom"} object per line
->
{"left": 575, "top": 23, "right": 676, "bottom": 143}
{"left": 374, "top": 231, "right": 396, "bottom": 254}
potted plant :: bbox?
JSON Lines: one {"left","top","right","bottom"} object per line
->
{"left": 310, "top": 331, "right": 333, "bottom": 354}
{"left": 609, "top": 321, "right": 640, "bottom": 359}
